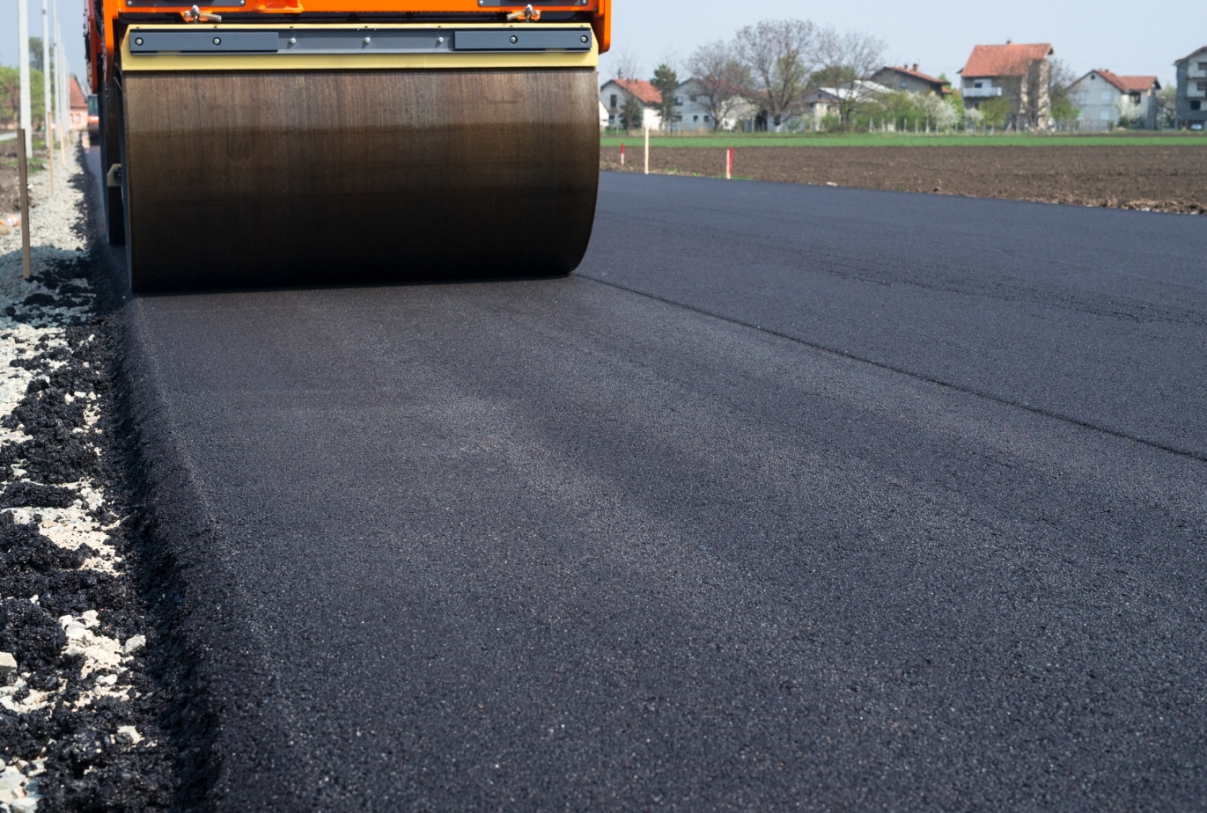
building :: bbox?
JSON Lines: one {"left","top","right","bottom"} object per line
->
{"left": 69, "top": 76, "right": 89, "bottom": 130}
{"left": 669, "top": 78, "right": 756, "bottom": 132}
{"left": 959, "top": 42, "right": 1054, "bottom": 130}
{"left": 1068, "top": 70, "right": 1160, "bottom": 130}
{"left": 599, "top": 79, "right": 662, "bottom": 131}
{"left": 801, "top": 89, "right": 843, "bottom": 124}
{"left": 1174, "top": 45, "right": 1207, "bottom": 130}
{"left": 870, "top": 65, "right": 951, "bottom": 96}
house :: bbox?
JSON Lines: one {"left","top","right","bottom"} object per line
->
{"left": 598, "top": 100, "right": 610, "bottom": 130}
{"left": 69, "top": 76, "right": 89, "bottom": 130}
{"left": 1067, "top": 70, "right": 1160, "bottom": 130}
{"left": 959, "top": 42, "right": 1054, "bottom": 130}
{"left": 1174, "top": 45, "right": 1207, "bottom": 130}
{"left": 801, "top": 89, "right": 843, "bottom": 123}
{"left": 599, "top": 78, "right": 662, "bottom": 131}
{"left": 870, "top": 65, "right": 951, "bottom": 96}
{"left": 669, "top": 78, "right": 756, "bottom": 132}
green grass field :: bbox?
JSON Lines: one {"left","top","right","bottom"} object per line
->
{"left": 599, "top": 131, "right": 1207, "bottom": 148}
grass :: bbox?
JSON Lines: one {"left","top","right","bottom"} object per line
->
{"left": 600, "top": 131, "right": 1207, "bottom": 148}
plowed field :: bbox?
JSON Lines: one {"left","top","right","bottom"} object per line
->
{"left": 601, "top": 145, "right": 1207, "bottom": 214}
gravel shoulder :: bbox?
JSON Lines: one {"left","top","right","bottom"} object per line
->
{"left": 601, "top": 145, "right": 1207, "bottom": 215}
{"left": 0, "top": 148, "right": 175, "bottom": 812}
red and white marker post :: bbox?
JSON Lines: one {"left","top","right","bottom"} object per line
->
{"left": 726, "top": 147, "right": 734, "bottom": 180}
{"left": 620, "top": 143, "right": 625, "bottom": 166}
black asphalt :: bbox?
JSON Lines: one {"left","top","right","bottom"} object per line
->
{"left": 108, "top": 163, "right": 1207, "bottom": 811}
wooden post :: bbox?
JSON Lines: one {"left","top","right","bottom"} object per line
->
{"left": 17, "top": 129, "right": 32, "bottom": 281}
{"left": 644, "top": 127, "right": 649, "bottom": 175}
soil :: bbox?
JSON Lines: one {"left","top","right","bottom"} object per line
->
{"left": 601, "top": 145, "right": 1207, "bottom": 215}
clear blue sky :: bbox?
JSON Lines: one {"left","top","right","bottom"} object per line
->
{"left": 3, "top": 0, "right": 1204, "bottom": 89}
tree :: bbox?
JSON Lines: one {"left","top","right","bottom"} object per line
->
{"left": 610, "top": 50, "right": 642, "bottom": 81}
{"left": 1116, "top": 96, "right": 1142, "bottom": 128}
{"left": 980, "top": 95, "right": 1011, "bottom": 128}
{"left": 1155, "top": 85, "right": 1178, "bottom": 129}
{"left": 29, "top": 38, "right": 44, "bottom": 74}
{"left": 1046, "top": 58, "right": 1078, "bottom": 128}
{"left": 619, "top": 92, "right": 644, "bottom": 132}
{"left": 650, "top": 63, "right": 679, "bottom": 131}
{"left": 685, "top": 41, "right": 752, "bottom": 132}
{"left": 813, "top": 26, "right": 887, "bottom": 126}
{"left": 733, "top": 19, "right": 817, "bottom": 131}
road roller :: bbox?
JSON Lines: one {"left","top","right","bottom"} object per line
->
{"left": 85, "top": 0, "right": 609, "bottom": 291}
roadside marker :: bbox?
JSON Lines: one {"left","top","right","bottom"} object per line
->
{"left": 726, "top": 147, "right": 733, "bottom": 180}
{"left": 17, "top": 129, "right": 32, "bottom": 281}
{"left": 644, "top": 127, "right": 649, "bottom": 175}
{"left": 620, "top": 142, "right": 625, "bottom": 166}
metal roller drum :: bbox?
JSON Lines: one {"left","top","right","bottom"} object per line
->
{"left": 120, "top": 67, "right": 598, "bottom": 290}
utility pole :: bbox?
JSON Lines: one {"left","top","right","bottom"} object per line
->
{"left": 42, "top": 0, "right": 55, "bottom": 192}
{"left": 18, "top": 0, "right": 32, "bottom": 158}
{"left": 55, "top": 16, "right": 68, "bottom": 166}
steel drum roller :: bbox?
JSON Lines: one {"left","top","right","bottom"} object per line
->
{"left": 121, "top": 67, "right": 599, "bottom": 290}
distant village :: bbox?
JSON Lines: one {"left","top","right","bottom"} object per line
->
{"left": 600, "top": 27, "right": 1207, "bottom": 134}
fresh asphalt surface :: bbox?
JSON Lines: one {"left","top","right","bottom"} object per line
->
{"left": 105, "top": 158, "right": 1207, "bottom": 810}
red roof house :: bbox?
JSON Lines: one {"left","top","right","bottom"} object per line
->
{"left": 958, "top": 42, "right": 1055, "bottom": 129}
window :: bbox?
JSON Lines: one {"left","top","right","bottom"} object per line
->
{"left": 1193, "top": 101, "right": 1203, "bottom": 111}
{"left": 901, "top": 81, "right": 907, "bottom": 88}
{"left": 689, "top": 95, "right": 698, "bottom": 102}
{"left": 610, "top": 94, "right": 617, "bottom": 109}
{"left": 704, "top": 116, "right": 711, "bottom": 122}
{"left": 674, "top": 96, "right": 683, "bottom": 104}
{"left": 1200, "top": 62, "right": 1207, "bottom": 71}
{"left": 974, "top": 81, "right": 983, "bottom": 88}
{"left": 1198, "top": 81, "right": 1207, "bottom": 92}
{"left": 1131, "top": 93, "right": 1141, "bottom": 104}
{"left": 693, "top": 115, "right": 699, "bottom": 122}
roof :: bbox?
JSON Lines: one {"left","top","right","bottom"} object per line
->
{"left": 874, "top": 65, "right": 953, "bottom": 94}
{"left": 1089, "top": 70, "right": 1160, "bottom": 94}
{"left": 960, "top": 43, "right": 1053, "bottom": 78}
{"left": 1175, "top": 45, "right": 1207, "bottom": 66}
{"left": 69, "top": 76, "right": 87, "bottom": 109}
{"left": 604, "top": 79, "right": 662, "bottom": 106}
{"left": 802, "top": 89, "right": 843, "bottom": 104}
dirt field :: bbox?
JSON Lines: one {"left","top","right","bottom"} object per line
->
{"left": 601, "top": 145, "right": 1207, "bottom": 215}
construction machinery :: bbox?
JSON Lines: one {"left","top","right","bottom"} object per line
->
{"left": 85, "top": 0, "right": 608, "bottom": 291}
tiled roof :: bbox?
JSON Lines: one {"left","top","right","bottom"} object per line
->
{"left": 609, "top": 79, "right": 662, "bottom": 106}
{"left": 69, "top": 76, "right": 88, "bottom": 109}
{"left": 1094, "top": 70, "right": 1159, "bottom": 94}
{"left": 960, "top": 43, "right": 1053, "bottom": 78}
{"left": 877, "top": 65, "right": 953, "bottom": 94}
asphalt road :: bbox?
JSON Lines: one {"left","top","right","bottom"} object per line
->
{"left": 111, "top": 166, "right": 1207, "bottom": 810}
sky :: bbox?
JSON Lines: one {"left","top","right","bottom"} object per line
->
{"left": 2, "top": 0, "right": 1205, "bottom": 90}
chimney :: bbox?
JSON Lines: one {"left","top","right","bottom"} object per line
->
{"left": 1006, "top": 39, "right": 1013, "bottom": 44}
{"left": 912, "top": 63, "right": 919, "bottom": 72}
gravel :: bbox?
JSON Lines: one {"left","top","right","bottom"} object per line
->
{"left": 0, "top": 146, "right": 173, "bottom": 812}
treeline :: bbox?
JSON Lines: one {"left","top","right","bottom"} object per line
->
{"left": 613, "top": 19, "right": 1086, "bottom": 133}
{"left": 0, "top": 38, "right": 64, "bottom": 130}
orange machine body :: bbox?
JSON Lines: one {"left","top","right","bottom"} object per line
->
{"left": 86, "top": 0, "right": 609, "bottom": 91}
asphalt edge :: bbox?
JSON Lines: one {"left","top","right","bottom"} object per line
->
{"left": 87, "top": 150, "right": 310, "bottom": 811}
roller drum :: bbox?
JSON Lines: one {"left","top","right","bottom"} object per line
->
{"left": 121, "top": 68, "right": 600, "bottom": 291}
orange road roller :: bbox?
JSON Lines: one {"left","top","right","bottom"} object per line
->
{"left": 86, "top": 0, "right": 609, "bottom": 291}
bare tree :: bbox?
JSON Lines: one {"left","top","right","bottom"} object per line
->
{"left": 685, "top": 41, "right": 753, "bottom": 131}
{"left": 609, "top": 49, "right": 643, "bottom": 81}
{"left": 813, "top": 27, "right": 887, "bottom": 126}
{"left": 733, "top": 19, "right": 817, "bottom": 130}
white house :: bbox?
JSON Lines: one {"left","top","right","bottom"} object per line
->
{"left": 599, "top": 79, "right": 663, "bottom": 131}
{"left": 1068, "top": 69, "right": 1161, "bottom": 129}
{"left": 666, "top": 78, "right": 756, "bottom": 131}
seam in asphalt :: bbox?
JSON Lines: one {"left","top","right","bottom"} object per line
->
{"left": 582, "top": 274, "right": 1207, "bottom": 466}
